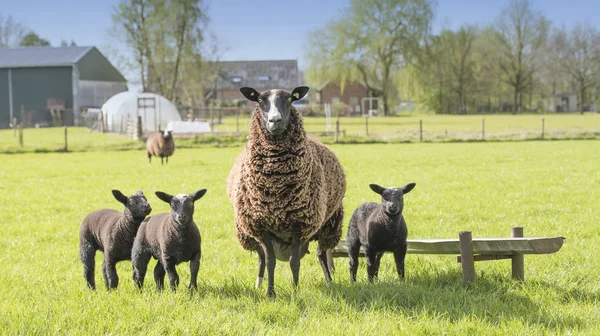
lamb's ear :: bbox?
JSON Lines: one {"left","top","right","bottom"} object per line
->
{"left": 112, "top": 190, "right": 128, "bottom": 205}
{"left": 401, "top": 183, "right": 416, "bottom": 195}
{"left": 291, "top": 86, "right": 309, "bottom": 101}
{"left": 240, "top": 87, "right": 260, "bottom": 102}
{"left": 190, "top": 189, "right": 207, "bottom": 202}
{"left": 155, "top": 191, "right": 173, "bottom": 204}
{"left": 369, "top": 184, "right": 385, "bottom": 195}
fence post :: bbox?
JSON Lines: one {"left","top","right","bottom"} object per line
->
{"left": 419, "top": 119, "right": 423, "bottom": 142}
{"left": 335, "top": 120, "right": 340, "bottom": 143}
{"left": 482, "top": 118, "right": 485, "bottom": 140}
{"left": 18, "top": 122, "right": 23, "bottom": 147}
{"left": 64, "top": 126, "right": 68, "bottom": 152}
{"left": 511, "top": 227, "right": 524, "bottom": 280}
{"left": 365, "top": 116, "right": 369, "bottom": 136}
{"left": 541, "top": 118, "right": 545, "bottom": 139}
{"left": 459, "top": 231, "right": 475, "bottom": 283}
{"left": 236, "top": 107, "right": 240, "bottom": 133}
{"left": 13, "top": 117, "right": 17, "bottom": 137}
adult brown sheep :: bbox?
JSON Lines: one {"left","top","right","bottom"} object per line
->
{"left": 227, "top": 86, "right": 346, "bottom": 297}
{"left": 146, "top": 129, "right": 175, "bottom": 165}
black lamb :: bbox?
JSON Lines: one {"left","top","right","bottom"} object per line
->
{"left": 79, "top": 190, "right": 152, "bottom": 290}
{"left": 131, "top": 189, "right": 207, "bottom": 291}
{"left": 346, "top": 183, "right": 416, "bottom": 282}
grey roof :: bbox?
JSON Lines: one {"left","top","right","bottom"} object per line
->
{"left": 0, "top": 46, "right": 93, "bottom": 68}
{"left": 216, "top": 60, "right": 299, "bottom": 91}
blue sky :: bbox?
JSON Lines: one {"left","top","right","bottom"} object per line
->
{"left": 2, "top": 0, "right": 599, "bottom": 75}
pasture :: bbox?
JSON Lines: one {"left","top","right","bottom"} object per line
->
{"left": 0, "top": 139, "right": 598, "bottom": 334}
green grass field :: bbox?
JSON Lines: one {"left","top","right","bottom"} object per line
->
{"left": 0, "top": 139, "right": 598, "bottom": 334}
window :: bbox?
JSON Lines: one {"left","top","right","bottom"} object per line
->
{"left": 258, "top": 76, "right": 269, "bottom": 81}
{"left": 331, "top": 97, "right": 340, "bottom": 104}
{"left": 349, "top": 96, "right": 359, "bottom": 106}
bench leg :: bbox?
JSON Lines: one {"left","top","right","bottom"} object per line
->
{"left": 459, "top": 231, "right": 475, "bottom": 283}
{"left": 511, "top": 227, "right": 524, "bottom": 281}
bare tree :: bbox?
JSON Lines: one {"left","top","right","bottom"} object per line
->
{"left": 0, "top": 13, "right": 27, "bottom": 48}
{"left": 494, "top": 0, "right": 549, "bottom": 114}
{"left": 551, "top": 23, "right": 600, "bottom": 114}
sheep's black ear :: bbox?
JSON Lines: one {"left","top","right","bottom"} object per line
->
{"left": 112, "top": 190, "right": 128, "bottom": 205}
{"left": 401, "top": 183, "right": 416, "bottom": 195}
{"left": 190, "top": 189, "right": 207, "bottom": 202}
{"left": 369, "top": 184, "right": 385, "bottom": 195}
{"left": 155, "top": 191, "right": 173, "bottom": 204}
{"left": 240, "top": 87, "right": 260, "bottom": 102}
{"left": 291, "top": 86, "right": 309, "bottom": 101}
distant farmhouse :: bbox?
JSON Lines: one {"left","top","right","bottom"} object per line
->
{"left": 0, "top": 46, "right": 127, "bottom": 128}
{"left": 313, "top": 81, "right": 370, "bottom": 115}
{"left": 214, "top": 60, "right": 301, "bottom": 102}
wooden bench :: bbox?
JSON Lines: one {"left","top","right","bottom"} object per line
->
{"left": 328, "top": 227, "right": 565, "bottom": 283}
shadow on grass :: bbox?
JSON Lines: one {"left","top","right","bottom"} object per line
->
{"left": 316, "top": 269, "right": 591, "bottom": 331}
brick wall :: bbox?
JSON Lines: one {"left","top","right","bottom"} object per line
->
{"left": 320, "top": 82, "right": 368, "bottom": 112}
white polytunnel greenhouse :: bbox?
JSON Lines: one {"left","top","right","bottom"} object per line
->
{"left": 101, "top": 92, "right": 182, "bottom": 132}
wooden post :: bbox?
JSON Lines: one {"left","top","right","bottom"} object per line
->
{"left": 136, "top": 116, "right": 143, "bottom": 141}
{"left": 326, "top": 250, "right": 335, "bottom": 274}
{"left": 18, "top": 122, "right": 23, "bottom": 147}
{"left": 511, "top": 227, "right": 524, "bottom": 280}
{"left": 365, "top": 116, "right": 369, "bottom": 136}
{"left": 335, "top": 120, "right": 340, "bottom": 143}
{"left": 64, "top": 126, "right": 68, "bottom": 152}
{"left": 482, "top": 118, "right": 485, "bottom": 140}
{"left": 541, "top": 118, "right": 545, "bottom": 139}
{"left": 13, "top": 117, "right": 17, "bottom": 137}
{"left": 236, "top": 107, "right": 240, "bottom": 133}
{"left": 459, "top": 231, "right": 475, "bottom": 283}
{"left": 419, "top": 119, "right": 423, "bottom": 142}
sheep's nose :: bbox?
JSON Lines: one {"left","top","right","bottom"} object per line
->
{"left": 268, "top": 114, "right": 282, "bottom": 124}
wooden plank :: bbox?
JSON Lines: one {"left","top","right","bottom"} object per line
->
{"left": 331, "top": 237, "right": 565, "bottom": 258}
{"left": 458, "top": 254, "right": 512, "bottom": 262}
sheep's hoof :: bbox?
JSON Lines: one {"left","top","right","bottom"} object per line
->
{"left": 255, "top": 277, "right": 263, "bottom": 289}
{"left": 266, "top": 288, "right": 276, "bottom": 298}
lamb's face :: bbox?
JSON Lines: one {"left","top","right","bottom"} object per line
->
{"left": 240, "top": 86, "right": 310, "bottom": 136}
{"left": 369, "top": 183, "right": 416, "bottom": 216}
{"left": 162, "top": 130, "right": 173, "bottom": 140}
{"left": 112, "top": 190, "right": 152, "bottom": 219}
{"left": 155, "top": 189, "right": 207, "bottom": 225}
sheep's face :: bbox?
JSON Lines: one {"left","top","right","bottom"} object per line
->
{"left": 369, "top": 183, "right": 416, "bottom": 216}
{"left": 155, "top": 189, "right": 207, "bottom": 225}
{"left": 112, "top": 190, "right": 152, "bottom": 219}
{"left": 240, "top": 86, "right": 310, "bottom": 136}
{"left": 162, "top": 129, "right": 173, "bottom": 140}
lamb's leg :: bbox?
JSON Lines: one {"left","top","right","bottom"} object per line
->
{"left": 80, "top": 241, "right": 96, "bottom": 290}
{"left": 147, "top": 152, "right": 151, "bottom": 164}
{"left": 393, "top": 243, "right": 408, "bottom": 279}
{"left": 365, "top": 248, "right": 378, "bottom": 282}
{"left": 289, "top": 232, "right": 301, "bottom": 287}
{"left": 347, "top": 239, "right": 361, "bottom": 283}
{"left": 317, "top": 241, "right": 333, "bottom": 284}
{"left": 161, "top": 156, "right": 164, "bottom": 165}
{"left": 261, "top": 234, "right": 277, "bottom": 297}
{"left": 166, "top": 156, "right": 168, "bottom": 165}
{"left": 164, "top": 258, "right": 180, "bottom": 292}
{"left": 132, "top": 248, "right": 151, "bottom": 289}
{"left": 374, "top": 253, "right": 384, "bottom": 278}
{"left": 153, "top": 262, "right": 166, "bottom": 290}
{"left": 102, "top": 257, "right": 119, "bottom": 290}
{"left": 188, "top": 252, "right": 200, "bottom": 290}
{"left": 255, "top": 246, "right": 266, "bottom": 289}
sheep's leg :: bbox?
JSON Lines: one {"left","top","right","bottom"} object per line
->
{"left": 188, "top": 252, "right": 200, "bottom": 290}
{"left": 347, "top": 240, "right": 361, "bottom": 283}
{"left": 166, "top": 156, "right": 168, "bottom": 165}
{"left": 289, "top": 232, "right": 301, "bottom": 288}
{"left": 164, "top": 258, "right": 180, "bottom": 292}
{"left": 374, "top": 253, "right": 384, "bottom": 278}
{"left": 255, "top": 246, "right": 266, "bottom": 289}
{"left": 393, "top": 243, "right": 408, "bottom": 279}
{"left": 147, "top": 152, "right": 151, "bottom": 164}
{"left": 102, "top": 257, "right": 119, "bottom": 290}
{"left": 153, "top": 262, "right": 166, "bottom": 290}
{"left": 261, "top": 234, "right": 277, "bottom": 297}
{"left": 80, "top": 242, "right": 96, "bottom": 290}
{"left": 132, "top": 246, "right": 151, "bottom": 289}
{"left": 160, "top": 156, "right": 164, "bottom": 165}
{"left": 365, "top": 249, "right": 379, "bottom": 282}
{"left": 317, "top": 242, "right": 333, "bottom": 284}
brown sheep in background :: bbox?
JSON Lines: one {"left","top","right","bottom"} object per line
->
{"left": 146, "top": 129, "right": 175, "bottom": 165}
{"left": 227, "top": 86, "right": 346, "bottom": 297}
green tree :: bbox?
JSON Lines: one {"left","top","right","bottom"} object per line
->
{"left": 19, "top": 32, "right": 50, "bottom": 47}
{"left": 305, "top": 0, "right": 434, "bottom": 115}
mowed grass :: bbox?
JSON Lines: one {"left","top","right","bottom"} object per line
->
{"left": 0, "top": 140, "right": 598, "bottom": 334}
{"left": 215, "top": 113, "right": 600, "bottom": 139}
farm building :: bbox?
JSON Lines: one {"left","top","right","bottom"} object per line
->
{"left": 313, "top": 81, "right": 370, "bottom": 115}
{"left": 0, "top": 46, "right": 127, "bottom": 129}
{"left": 214, "top": 60, "right": 301, "bottom": 101}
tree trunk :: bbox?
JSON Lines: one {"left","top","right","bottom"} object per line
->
{"left": 580, "top": 85, "right": 585, "bottom": 114}
{"left": 513, "top": 87, "right": 519, "bottom": 115}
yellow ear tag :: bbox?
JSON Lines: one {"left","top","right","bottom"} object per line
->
{"left": 258, "top": 98, "right": 262, "bottom": 102}
{"left": 287, "top": 97, "right": 292, "bottom": 102}
{"left": 293, "top": 93, "right": 300, "bottom": 99}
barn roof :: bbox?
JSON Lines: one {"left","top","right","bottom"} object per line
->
{"left": 0, "top": 46, "right": 93, "bottom": 68}
{"left": 216, "top": 60, "right": 299, "bottom": 91}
